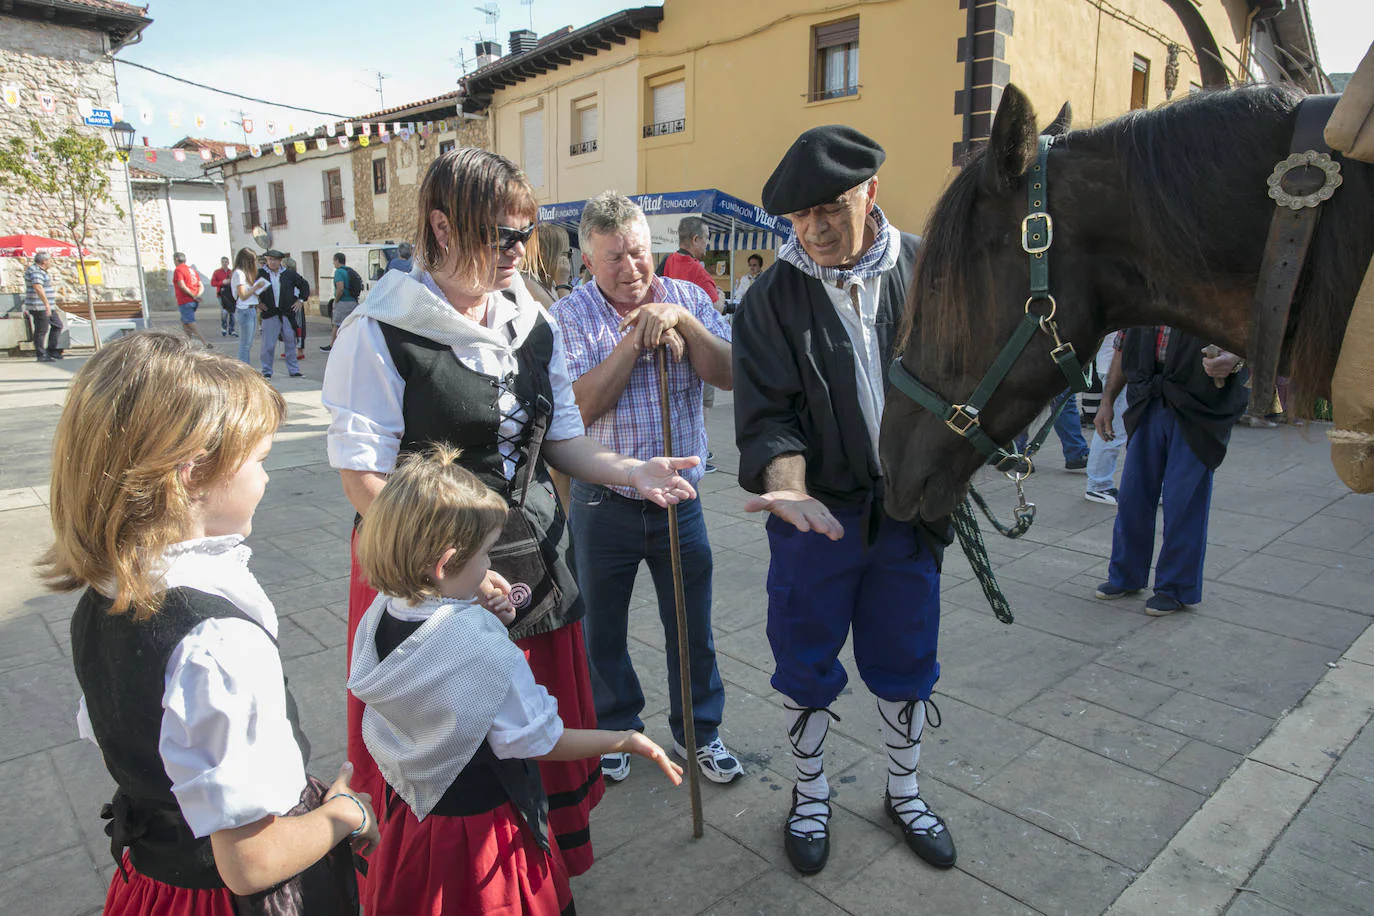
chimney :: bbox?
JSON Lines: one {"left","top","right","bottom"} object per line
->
{"left": 475, "top": 39, "right": 502, "bottom": 68}
{"left": 509, "top": 29, "right": 537, "bottom": 55}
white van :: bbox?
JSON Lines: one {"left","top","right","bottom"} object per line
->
{"left": 319, "top": 243, "right": 403, "bottom": 311}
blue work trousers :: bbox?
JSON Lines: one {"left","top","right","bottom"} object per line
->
{"left": 569, "top": 483, "right": 724, "bottom": 748}
{"left": 1106, "top": 398, "right": 1214, "bottom": 604}
{"left": 765, "top": 508, "right": 941, "bottom": 708}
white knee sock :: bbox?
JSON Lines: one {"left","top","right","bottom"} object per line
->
{"left": 784, "top": 703, "right": 837, "bottom": 838}
{"left": 877, "top": 698, "right": 944, "bottom": 835}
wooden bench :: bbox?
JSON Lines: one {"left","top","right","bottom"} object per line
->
{"left": 60, "top": 300, "right": 144, "bottom": 320}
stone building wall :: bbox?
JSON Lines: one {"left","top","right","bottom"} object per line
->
{"left": 349, "top": 116, "right": 487, "bottom": 245}
{"left": 133, "top": 186, "right": 176, "bottom": 311}
{"left": 0, "top": 15, "right": 140, "bottom": 305}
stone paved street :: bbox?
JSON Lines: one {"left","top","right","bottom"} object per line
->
{"left": 1, "top": 322, "right": 1371, "bottom": 915}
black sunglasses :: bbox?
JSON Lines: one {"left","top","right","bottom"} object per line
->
{"left": 483, "top": 223, "right": 537, "bottom": 251}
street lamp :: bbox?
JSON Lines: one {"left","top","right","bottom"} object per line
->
{"left": 109, "top": 120, "right": 150, "bottom": 327}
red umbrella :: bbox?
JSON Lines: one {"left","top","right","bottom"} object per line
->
{"left": 0, "top": 234, "right": 91, "bottom": 258}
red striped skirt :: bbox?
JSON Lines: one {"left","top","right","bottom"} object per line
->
{"left": 346, "top": 532, "right": 603, "bottom": 878}
{"left": 365, "top": 800, "right": 572, "bottom": 915}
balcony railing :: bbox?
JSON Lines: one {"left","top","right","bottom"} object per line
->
{"left": 642, "top": 118, "right": 685, "bottom": 138}
{"left": 807, "top": 84, "right": 860, "bottom": 103}
{"left": 569, "top": 139, "right": 598, "bottom": 156}
{"left": 321, "top": 197, "right": 345, "bottom": 221}
{"left": 242, "top": 211, "right": 261, "bottom": 232}
{"left": 267, "top": 206, "right": 288, "bottom": 227}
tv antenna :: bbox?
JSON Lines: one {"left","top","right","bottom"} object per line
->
{"left": 474, "top": 3, "right": 500, "bottom": 39}
{"left": 363, "top": 69, "right": 392, "bottom": 107}
{"left": 520, "top": 0, "right": 535, "bottom": 29}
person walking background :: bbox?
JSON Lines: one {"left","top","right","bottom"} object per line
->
{"left": 24, "top": 251, "right": 64, "bottom": 362}
{"left": 172, "top": 252, "right": 212, "bottom": 350}
{"left": 210, "top": 255, "right": 236, "bottom": 337}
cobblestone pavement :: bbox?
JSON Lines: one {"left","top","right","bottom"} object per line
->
{"left": 1, "top": 321, "right": 1370, "bottom": 915}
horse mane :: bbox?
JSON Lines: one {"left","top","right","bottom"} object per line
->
{"left": 905, "top": 83, "right": 1374, "bottom": 407}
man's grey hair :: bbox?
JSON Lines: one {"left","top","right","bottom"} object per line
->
{"left": 173, "top": 252, "right": 187, "bottom": 264}
{"left": 579, "top": 191, "right": 646, "bottom": 251}
{"left": 34, "top": 252, "right": 50, "bottom": 263}
{"left": 398, "top": 242, "right": 413, "bottom": 258}
{"left": 677, "top": 216, "right": 708, "bottom": 245}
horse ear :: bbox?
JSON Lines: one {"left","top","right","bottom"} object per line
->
{"left": 981, "top": 84, "right": 1038, "bottom": 197}
{"left": 1043, "top": 101, "right": 1072, "bottom": 137}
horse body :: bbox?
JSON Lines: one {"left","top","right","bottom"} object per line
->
{"left": 881, "top": 83, "right": 1374, "bottom": 523}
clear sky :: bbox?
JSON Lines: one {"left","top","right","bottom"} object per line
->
{"left": 113, "top": 0, "right": 1370, "bottom": 148}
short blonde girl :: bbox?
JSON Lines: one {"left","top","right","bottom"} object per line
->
{"left": 356, "top": 445, "right": 509, "bottom": 602}
{"left": 40, "top": 332, "right": 285, "bottom": 619}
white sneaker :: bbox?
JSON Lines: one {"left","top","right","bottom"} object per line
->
{"left": 601, "top": 752, "right": 631, "bottom": 783}
{"left": 1084, "top": 487, "right": 1119, "bottom": 506}
{"left": 673, "top": 737, "right": 744, "bottom": 784}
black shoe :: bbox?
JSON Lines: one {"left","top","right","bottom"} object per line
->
{"left": 1064, "top": 456, "right": 1088, "bottom": 471}
{"left": 262, "top": 371, "right": 272, "bottom": 379}
{"left": 48, "top": 351, "right": 64, "bottom": 360}
{"left": 702, "top": 462, "right": 719, "bottom": 474}
{"left": 289, "top": 372, "right": 304, "bottom": 378}
{"left": 35, "top": 353, "right": 53, "bottom": 362}
{"left": 319, "top": 345, "right": 332, "bottom": 352}
{"left": 886, "top": 793, "right": 956, "bottom": 869}
{"left": 783, "top": 787, "right": 830, "bottom": 875}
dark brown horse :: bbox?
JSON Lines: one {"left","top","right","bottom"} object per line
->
{"left": 881, "top": 83, "right": 1374, "bottom": 523}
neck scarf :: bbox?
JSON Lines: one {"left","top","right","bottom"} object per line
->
{"left": 777, "top": 203, "right": 900, "bottom": 292}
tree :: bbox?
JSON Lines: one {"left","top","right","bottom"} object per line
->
{"left": 0, "top": 120, "right": 125, "bottom": 350}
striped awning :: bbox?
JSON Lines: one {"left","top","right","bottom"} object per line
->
{"left": 709, "top": 229, "right": 779, "bottom": 251}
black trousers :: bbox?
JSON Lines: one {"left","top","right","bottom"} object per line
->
{"left": 27, "top": 309, "right": 64, "bottom": 356}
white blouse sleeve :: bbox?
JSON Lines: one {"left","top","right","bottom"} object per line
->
{"left": 160, "top": 618, "right": 307, "bottom": 838}
{"left": 546, "top": 318, "right": 587, "bottom": 442}
{"left": 486, "top": 661, "right": 564, "bottom": 760}
{"left": 321, "top": 316, "right": 406, "bottom": 473}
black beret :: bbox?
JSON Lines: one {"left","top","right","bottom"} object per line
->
{"left": 264, "top": 249, "right": 286, "bottom": 258}
{"left": 761, "top": 125, "right": 885, "bottom": 216}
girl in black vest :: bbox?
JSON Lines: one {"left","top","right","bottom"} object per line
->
{"left": 349, "top": 446, "right": 681, "bottom": 914}
{"left": 43, "top": 333, "right": 378, "bottom": 915}
{"left": 322, "top": 148, "right": 698, "bottom": 877}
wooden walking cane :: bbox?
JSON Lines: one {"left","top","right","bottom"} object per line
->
{"left": 658, "top": 344, "right": 705, "bottom": 838}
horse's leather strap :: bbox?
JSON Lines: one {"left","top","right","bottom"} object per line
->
{"left": 1246, "top": 95, "right": 1342, "bottom": 417}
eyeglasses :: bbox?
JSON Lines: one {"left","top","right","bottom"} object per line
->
{"left": 482, "top": 223, "right": 537, "bottom": 251}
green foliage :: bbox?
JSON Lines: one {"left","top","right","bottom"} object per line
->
{"left": 0, "top": 119, "right": 124, "bottom": 234}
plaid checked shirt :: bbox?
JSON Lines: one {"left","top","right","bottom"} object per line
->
{"left": 552, "top": 275, "right": 731, "bottom": 498}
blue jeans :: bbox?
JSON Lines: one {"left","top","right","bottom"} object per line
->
{"left": 569, "top": 482, "right": 725, "bottom": 748}
{"left": 221, "top": 308, "right": 236, "bottom": 335}
{"left": 236, "top": 308, "right": 257, "bottom": 363}
{"left": 1052, "top": 389, "right": 1090, "bottom": 463}
{"left": 1086, "top": 389, "right": 1127, "bottom": 491}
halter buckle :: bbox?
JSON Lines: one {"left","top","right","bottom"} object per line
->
{"left": 945, "top": 404, "right": 981, "bottom": 437}
{"left": 1021, "top": 213, "right": 1053, "bottom": 255}
{"left": 1050, "top": 340, "right": 1077, "bottom": 362}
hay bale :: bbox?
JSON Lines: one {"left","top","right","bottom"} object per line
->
{"left": 1329, "top": 254, "right": 1374, "bottom": 492}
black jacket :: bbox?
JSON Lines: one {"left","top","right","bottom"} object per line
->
{"left": 256, "top": 267, "right": 311, "bottom": 318}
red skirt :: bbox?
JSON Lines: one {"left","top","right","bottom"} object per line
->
{"left": 366, "top": 800, "right": 572, "bottom": 915}
{"left": 346, "top": 533, "right": 604, "bottom": 877}
{"left": 104, "top": 859, "right": 235, "bottom": 916}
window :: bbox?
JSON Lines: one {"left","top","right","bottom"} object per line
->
{"left": 521, "top": 108, "right": 545, "bottom": 187}
{"left": 571, "top": 96, "right": 598, "bottom": 155}
{"left": 1131, "top": 55, "right": 1150, "bottom": 109}
{"left": 242, "top": 186, "right": 260, "bottom": 232}
{"left": 372, "top": 157, "right": 387, "bottom": 195}
{"left": 199, "top": 213, "right": 217, "bottom": 234}
{"left": 438, "top": 138, "right": 456, "bottom": 155}
{"left": 321, "top": 168, "right": 344, "bottom": 221}
{"left": 812, "top": 18, "right": 859, "bottom": 101}
{"left": 268, "top": 180, "right": 287, "bottom": 227}
{"left": 645, "top": 78, "right": 685, "bottom": 137}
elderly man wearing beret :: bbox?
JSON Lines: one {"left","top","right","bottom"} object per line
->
{"left": 732, "top": 125, "right": 955, "bottom": 875}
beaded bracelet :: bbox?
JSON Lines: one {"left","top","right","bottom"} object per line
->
{"left": 327, "top": 792, "right": 368, "bottom": 837}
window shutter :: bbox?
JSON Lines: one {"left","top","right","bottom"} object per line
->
{"left": 578, "top": 105, "right": 599, "bottom": 143}
{"left": 522, "top": 109, "right": 545, "bottom": 187}
{"left": 815, "top": 18, "right": 858, "bottom": 50}
{"left": 652, "top": 81, "right": 686, "bottom": 124}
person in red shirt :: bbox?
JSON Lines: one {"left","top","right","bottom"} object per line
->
{"left": 172, "top": 252, "right": 211, "bottom": 349}
{"left": 210, "top": 255, "right": 236, "bottom": 338}
{"left": 661, "top": 217, "right": 724, "bottom": 472}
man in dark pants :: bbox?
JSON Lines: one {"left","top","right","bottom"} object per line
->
{"left": 256, "top": 249, "right": 310, "bottom": 378}
{"left": 733, "top": 126, "right": 954, "bottom": 876}
{"left": 1094, "top": 327, "right": 1248, "bottom": 615}
{"left": 24, "top": 252, "right": 64, "bottom": 361}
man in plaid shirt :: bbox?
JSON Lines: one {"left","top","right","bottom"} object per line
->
{"left": 551, "top": 191, "right": 742, "bottom": 786}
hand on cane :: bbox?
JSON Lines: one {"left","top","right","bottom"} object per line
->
{"left": 325, "top": 762, "right": 379, "bottom": 856}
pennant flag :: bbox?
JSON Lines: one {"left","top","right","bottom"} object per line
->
{"left": 287, "top": 122, "right": 296, "bottom": 135}
{"left": 359, "top": 135, "right": 370, "bottom": 147}
{"left": 173, "top": 149, "right": 187, "bottom": 162}
{"left": 380, "top": 133, "right": 391, "bottom": 144}
{"left": 145, "top": 149, "right": 158, "bottom": 163}
{"left": 315, "top": 137, "right": 327, "bottom": 151}
{"left": 250, "top": 144, "right": 262, "bottom": 158}
{"left": 225, "top": 144, "right": 238, "bottom": 158}
{"left": 293, "top": 140, "right": 306, "bottom": 154}
{"left": 139, "top": 106, "right": 153, "bottom": 124}
{"left": 338, "top": 136, "right": 349, "bottom": 149}
{"left": 272, "top": 142, "right": 285, "bottom": 156}
{"left": 2, "top": 84, "right": 20, "bottom": 108}
{"left": 394, "top": 122, "right": 402, "bottom": 135}
{"left": 344, "top": 122, "right": 354, "bottom": 138}
{"left": 242, "top": 117, "right": 254, "bottom": 134}
{"left": 194, "top": 112, "right": 206, "bottom": 129}
{"left": 109, "top": 102, "right": 124, "bottom": 119}
{"left": 420, "top": 121, "right": 431, "bottom": 135}
{"left": 169, "top": 110, "right": 182, "bottom": 128}
{"left": 265, "top": 120, "right": 277, "bottom": 136}
{"left": 377, "top": 122, "right": 388, "bottom": 137}
{"left": 359, "top": 122, "right": 370, "bottom": 136}
{"left": 77, "top": 98, "right": 94, "bottom": 118}
{"left": 200, "top": 148, "right": 212, "bottom": 161}
{"left": 326, "top": 122, "right": 337, "bottom": 137}
{"left": 437, "top": 119, "right": 448, "bottom": 132}
{"left": 38, "top": 93, "right": 56, "bottom": 115}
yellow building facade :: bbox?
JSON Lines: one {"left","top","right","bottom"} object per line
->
{"left": 463, "top": 0, "right": 1314, "bottom": 243}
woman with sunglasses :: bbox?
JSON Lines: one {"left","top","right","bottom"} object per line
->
{"left": 322, "top": 148, "right": 699, "bottom": 893}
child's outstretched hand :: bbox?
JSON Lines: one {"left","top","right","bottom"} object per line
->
{"left": 618, "top": 732, "right": 684, "bottom": 785}
{"left": 327, "top": 762, "right": 381, "bottom": 855}
{"left": 478, "top": 570, "right": 516, "bottom": 625}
